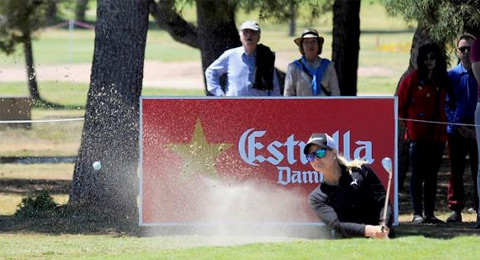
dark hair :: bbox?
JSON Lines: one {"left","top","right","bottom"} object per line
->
{"left": 417, "top": 43, "right": 454, "bottom": 106}
{"left": 457, "top": 33, "right": 476, "bottom": 47}
{"left": 417, "top": 43, "right": 448, "bottom": 84}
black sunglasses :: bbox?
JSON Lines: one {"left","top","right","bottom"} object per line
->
{"left": 424, "top": 54, "right": 436, "bottom": 61}
{"left": 458, "top": 46, "right": 471, "bottom": 53}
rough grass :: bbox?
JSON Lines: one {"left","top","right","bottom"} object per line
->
{"left": 0, "top": 82, "right": 204, "bottom": 107}
{"left": 0, "top": 231, "right": 479, "bottom": 260}
{"left": 0, "top": 194, "right": 68, "bottom": 215}
{"left": 0, "top": 163, "right": 74, "bottom": 180}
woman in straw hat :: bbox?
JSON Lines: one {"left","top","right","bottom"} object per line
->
{"left": 284, "top": 29, "right": 340, "bottom": 96}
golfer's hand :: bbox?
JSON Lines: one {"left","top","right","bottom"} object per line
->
{"left": 365, "top": 225, "right": 389, "bottom": 239}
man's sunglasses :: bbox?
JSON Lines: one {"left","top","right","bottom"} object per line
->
{"left": 458, "top": 46, "right": 471, "bottom": 53}
{"left": 306, "top": 148, "right": 328, "bottom": 162}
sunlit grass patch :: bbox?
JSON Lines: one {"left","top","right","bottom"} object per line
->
{"left": 0, "top": 164, "right": 74, "bottom": 180}
{"left": 377, "top": 42, "right": 411, "bottom": 53}
{"left": 0, "top": 193, "right": 68, "bottom": 216}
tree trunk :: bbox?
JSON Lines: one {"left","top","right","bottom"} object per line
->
{"left": 45, "top": 0, "right": 57, "bottom": 25}
{"left": 288, "top": 0, "right": 296, "bottom": 37}
{"left": 395, "top": 24, "right": 430, "bottom": 89}
{"left": 151, "top": 0, "right": 240, "bottom": 94}
{"left": 70, "top": 0, "right": 149, "bottom": 221}
{"left": 149, "top": 0, "right": 198, "bottom": 48}
{"left": 23, "top": 32, "right": 40, "bottom": 101}
{"left": 332, "top": 0, "right": 361, "bottom": 96}
{"left": 75, "top": 0, "right": 89, "bottom": 23}
{"left": 196, "top": 0, "right": 240, "bottom": 94}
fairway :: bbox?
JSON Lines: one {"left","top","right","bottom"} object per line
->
{"left": 1, "top": 233, "right": 480, "bottom": 259}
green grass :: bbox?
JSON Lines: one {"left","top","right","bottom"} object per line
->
{"left": 358, "top": 76, "right": 400, "bottom": 95}
{"left": 0, "top": 81, "right": 204, "bottom": 108}
{"left": 0, "top": 118, "right": 83, "bottom": 156}
{"left": 0, "top": 234, "right": 479, "bottom": 260}
{"left": 0, "top": 29, "right": 201, "bottom": 65}
{"left": 0, "top": 81, "right": 89, "bottom": 107}
{"left": 0, "top": 194, "right": 68, "bottom": 216}
{"left": 0, "top": 163, "right": 74, "bottom": 180}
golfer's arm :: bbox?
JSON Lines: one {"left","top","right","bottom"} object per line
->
{"left": 309, "top": 190, "right": 365, "bottom": 237}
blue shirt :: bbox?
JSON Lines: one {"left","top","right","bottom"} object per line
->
{"left": 445, "top": 63, "right": 478, "bottom": 134}
{"left": 205, "top": 46, "right": 281, "bottom": 96}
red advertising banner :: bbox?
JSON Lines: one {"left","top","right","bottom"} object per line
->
{"left": 140, "top": 97, "right": 397, "bottom": 226}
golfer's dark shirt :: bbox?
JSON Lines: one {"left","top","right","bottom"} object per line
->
{"left": 309, "top": 164, "right": 391, "bottom": 238}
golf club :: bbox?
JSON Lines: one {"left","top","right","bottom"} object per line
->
{"left": 381, "top": 157, "right": 393, "bottom": 233}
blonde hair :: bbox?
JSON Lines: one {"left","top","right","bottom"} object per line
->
{"left": 335, "top": 151, "right": 368, "bottom": 171}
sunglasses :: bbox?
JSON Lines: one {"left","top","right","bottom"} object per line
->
{"left": 306, "top": 148, "right": 328, "bottom": 162}
{"left": 424, "top": 54, "right": 436, "bottom": 61}
{"left": 458, "top": 46, "right": 471, "bottom": 53}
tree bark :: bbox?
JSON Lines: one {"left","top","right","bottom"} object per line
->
{"left": 150, "top": 0, "right": 240, "bottom": 95}
{"left": 70, "top": 0, "right": 149, "bottom": 221}
{"left": 149, "top": 0, "right": 198, "bottom": 48}
{"left": 23, "top": 32, "right": 40, "bottom": 101}
{"left": 45, "top": 0, "right": 57, "bottom": 25}
{"left": 288, "top": 0, "right": 296, "bottom": 37}
{"left": 332, "top": 0, "right": 361, "bottom": 96}
{"left": 75, "top": 0, "right": 89, "bottom": 23}
{"left": 196, "top": 0, "right": 240, "bottom": 94}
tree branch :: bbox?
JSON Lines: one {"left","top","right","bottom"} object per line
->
{"left": 149, "top": 0, "right": 199, "bottom": 48}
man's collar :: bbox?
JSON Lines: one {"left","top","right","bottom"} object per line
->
{"left": 240, "top": 46, "right": 257, "bottom": 57}
{"left": 460, "top": 62, "right": 472, "bottom": 73}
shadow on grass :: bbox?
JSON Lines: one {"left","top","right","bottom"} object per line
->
{"left": 395, "top": 222, "right": 480, "bottom": 239}
{"left": 1, "top": 207, "right": 479, "bottom": 239}
{"left": 0, "top": 179, "right": 71, "bottom": 195}
{"left": 0, "top": 205, "right": 142, "bottom": 236}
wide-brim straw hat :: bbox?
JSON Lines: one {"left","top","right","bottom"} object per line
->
{"left": 294, "top": 29, "right": 324, "bottom": 46}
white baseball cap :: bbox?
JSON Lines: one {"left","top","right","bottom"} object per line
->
{"left": 240, "top": 21, "right": 261, "bottom": 31}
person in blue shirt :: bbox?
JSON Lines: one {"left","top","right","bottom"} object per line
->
{"left": 445, "top": 34, "right": 479, "bottom": 223}
{"left": 205, "top": 21, "right": 281, "bottom": 96}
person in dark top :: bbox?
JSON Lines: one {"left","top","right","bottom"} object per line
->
{"left": 397, "top": 43, "right": 450, "bottom": 224}
{"left": 305, "top": 133, "right": 393, "bottom": 239}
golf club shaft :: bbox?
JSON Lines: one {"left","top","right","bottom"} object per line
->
{"left": 382, "top": 171, "right": 393, "bottom": 227}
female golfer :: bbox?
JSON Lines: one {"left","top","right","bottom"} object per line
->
{"left": 305, "top": 133, "right": 393, "bottom": 239}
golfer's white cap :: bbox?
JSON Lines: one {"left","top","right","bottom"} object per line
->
{"left": 240, "top": 20, "right": 261, "bottom": 31}
{"left": 304, "top": 133, "right": 337, "bottom": 154}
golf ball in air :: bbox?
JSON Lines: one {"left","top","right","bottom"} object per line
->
{"left": 93, "top": 161, "right": 102, "bottom": 171}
